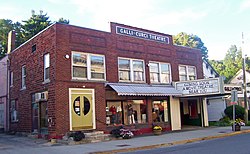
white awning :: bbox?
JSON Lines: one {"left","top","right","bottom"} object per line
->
{"left": 107, "top": 83, "right": 182, "bottom": 96}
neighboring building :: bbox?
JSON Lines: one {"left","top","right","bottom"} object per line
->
{"left": 8, "top": 22, "right": 225, "bottom": 138}
{"left": 0, "top": 56, "right": 8, "bottom": 132}
{"left": 203, "top": 59, "right": 219, "bottom": 79}
{"left": 202, "top": 59, "right": 227, "bottom": 121}
{"left": 226, "top": 69, "right": 250, "bottom": 107}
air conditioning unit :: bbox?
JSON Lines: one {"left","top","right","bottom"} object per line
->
{"left": 35, "top": 91, "right": 48, "bottom": 102}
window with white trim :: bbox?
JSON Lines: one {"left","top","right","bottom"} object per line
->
{"left": 10, "top": 71, "right": 13, "bottom": 87}
{"left": 149, "top": 62, "right": 171, "bottom": 83}
{"left": 21, "top": 65, "right": 26, "bottom": 89}
{"left": 44, "top": 53, "right": 50, "bottom": 81}
{"left": 118, "top": 58, "right": 145, "bottom": 82}
{"left": 179, "top": 65, "right": 196, "bottom": 81}
{"left": 72, "top": 52, "right": 105, "bottom": 80}
{"left": 10, "top": 99, "right": 18, "bottom": 122}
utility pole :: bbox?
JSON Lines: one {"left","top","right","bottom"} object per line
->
{"left": 242, "top": 32, "right": 248, "bottom": 124}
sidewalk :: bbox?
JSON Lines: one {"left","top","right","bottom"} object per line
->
{"left": 1, "top": 126, "right": 250, "bottom": 154}
{"left": 88, "top": 126, "right": 250, "bottom": 154}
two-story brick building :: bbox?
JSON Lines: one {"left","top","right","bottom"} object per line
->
{"left": 8, "top": 22, "right": 206, "bottom": 138}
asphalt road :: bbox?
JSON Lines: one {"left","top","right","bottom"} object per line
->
{"left": 120, "top": 133, "right": 250, "bottom": 154}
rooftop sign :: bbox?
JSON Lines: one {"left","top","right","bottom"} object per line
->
{"left": 116, "top": 26, "right": 169, "bottom": 44}
{"left": 175, "top": 78, "right": 224, "bottom": 96}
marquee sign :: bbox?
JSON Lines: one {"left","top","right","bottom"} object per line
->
{"left": 175, "top": 78, "right": 224, "bottom": 96}
{"left": 116, "top": 26, "right": 169, "bottom": 44}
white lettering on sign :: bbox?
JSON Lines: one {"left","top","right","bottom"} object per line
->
{"left": 116, "top": 26, "right": 169, "bottom": 44}
{"left": 175, "top": 78, "right": 221, "bottom": 96}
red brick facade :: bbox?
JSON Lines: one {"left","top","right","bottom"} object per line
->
{"left": 9, "top": 22, "right": 203, "bottom": 137}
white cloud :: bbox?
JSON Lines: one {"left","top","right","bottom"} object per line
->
{"left": 240, "top": 0, "right": 250, "bottom": 12}
{"left": 67, "top": 0, "right": 207, "bottom": 32}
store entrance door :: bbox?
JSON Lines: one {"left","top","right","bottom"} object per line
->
{"left": 70, "top": 89, "right": 95, "bottom": 131}
{"left": 39, "top": 102, "right": 48, "bottom": 134}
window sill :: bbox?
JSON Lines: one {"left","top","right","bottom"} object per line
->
{"left": 20, "top": 87, "right": 26, "bottom": 91}
{"left": 71, "top": 79, "right": 107, "bottom": 83}
{"left": 42, "top": 79, "right": 50, "bottom": 84}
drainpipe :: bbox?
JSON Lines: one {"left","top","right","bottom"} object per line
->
{"left": 6, "top": 58, "right": 9, "bottom": 132}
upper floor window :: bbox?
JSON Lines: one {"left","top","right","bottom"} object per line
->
{"left": 72, "top": 52, "right": 105, "bottom": 80}
{"left": 179, "top": 65, "right": 196, "bottom": 81}
{"left": 149, "top": 62, "right": 171, "bottom": 83}
{"left": 10, "top": 71, "right": 13, "bottom": 87}
{"left": 21, "top": 65, "right": 26, "bottom": 89}
{"left": 44, "top": 53, "right": 50, "bottom": 81}
{"left": 118, "top": 58, "right": 145, "bottom": 82}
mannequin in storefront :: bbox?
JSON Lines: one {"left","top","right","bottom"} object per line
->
{"left": 109, "top": 105, "right": 116, "bottom": 124}
{"left": 127, "top": 104, "right": 135, "bottom": 124}
{"left": 116, "top": 105, "right": 122, "bottom": 124}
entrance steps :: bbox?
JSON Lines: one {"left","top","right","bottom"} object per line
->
{"left": 58, "top": 131, "right": 112, "bottom": 145}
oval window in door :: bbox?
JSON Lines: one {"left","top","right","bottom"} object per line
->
{"left": 73, "top": 96, "right": 81, "bottom": 116}
{"left": 83, "top": 96, "right": 90, "bottom": 115}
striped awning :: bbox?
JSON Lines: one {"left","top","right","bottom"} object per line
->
{"left": 107, "top": 83, "right": 182, "bottom": 96}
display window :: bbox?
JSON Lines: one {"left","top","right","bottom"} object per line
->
{"left": 152, "top": 100, "right": 168, "bottom": 123}
{"left": 106, "top": 100, "right": 147, "bottom": 126}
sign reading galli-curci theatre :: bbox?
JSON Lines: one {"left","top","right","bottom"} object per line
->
{"left": 175, "top": 77, "right": 225, "bottom": 96}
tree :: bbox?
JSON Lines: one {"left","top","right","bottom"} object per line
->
{"left": 209, "top": 45, "right": 244, "bottom": 83}
{"left": 0, "top": 19, "right": 23, "bottom": 58}
{"left": 173, "top": 32, "right": 208, "bottom": 60}
{"left": 0, "top": 10, "right": 70, "bottom": 58}
{"left": 21, "top": 10, "right": 51, "bottom": 42}
{"left": 58, "top": 18, "right": 70, "bottom": 24}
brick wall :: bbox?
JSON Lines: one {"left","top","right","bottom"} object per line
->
{"left": 9, "top": 22, "right": 203, "bottom": 136}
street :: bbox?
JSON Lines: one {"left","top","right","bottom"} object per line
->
{"left": 120, "top": 133, "right": 250, "bottom": 154}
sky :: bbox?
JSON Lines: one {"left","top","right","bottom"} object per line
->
{"left": 1, "top": 0, "right": 250, "bottom": 60}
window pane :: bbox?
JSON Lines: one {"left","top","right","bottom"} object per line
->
{"left": 149, "top": 63, "right": 159, "bottom": 73}
{"left": 45, "top": 68, "right": 49, "bottom": 80}
{"left": 73, "top": 66, "right": 87, "bottom": 78}
{"left": 161, "top": 64, "right": 169, "bottom": 73}
{"left": 22, "top": 66, "right": 26, "bottom": 76}
{"left": 150, "top": 73, "right": 159, "bottom": 82}
{"left": 119, "top": 59, "right": 130, "bottom": 70}
{"left": 188, "top": 67, "right": 196, "bottom": 75}
{"left": 179, "top": 66, "right": 186, "bottom": 75}
{"left": 73, "top": 53, "right": 87, "bottom": 66}
{"left": 133, "top": 60, "right": 143, "bottom": 71}
{"left": 152, "top": 100, "right": 168, "bottom": 122}
{"left": 180, "top": 75, "right": 187, "bottom": 81}
{"left": 123, "top": 100, "right": 147, "bottom": 125}
{"left": 91, "top": 56, "right": 104, "bottom": 70}
{"left": 106, "top": 101, "right": 122, "bottom": 125}
{"left": 91, "top": 72, "right": 104, "bottom": 79}
{"left": 161, "top": 74, "right": 170, "bottom": 83}
{"left": 44, "top": 54, "right": 50, "bottom": 68}
{"left": 119, "top": 71, "right": 130, "bottom": 80}
{"left": 189, "top": 76, "right": 196, "bottom": 80}
{"left": 134, "top": 71, "right": 144, "bottom": 81}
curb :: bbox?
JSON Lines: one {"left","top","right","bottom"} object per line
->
{"left": 91, "top": 129, "right": 250, "bottom": 154}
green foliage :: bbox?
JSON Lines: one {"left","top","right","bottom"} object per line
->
{"left": 21, "top": 10, "right": 51, "bottom": 42}
{"left": 209, "top": 116, "right": 231, "bottom": 126}
{"left": 0, "top": 10, "right": 70, "bottom": 58}
{"left": 224, "top": 105, "right": 245, "bottom": 120}
{"left": 173, "top": 32, "right": 208, "bottom": 60}
{"left": 209, "top": 45, "right": 247, "bottom": 83}
{"left": 58, "top": 18, "right": 70, "bottom": 24}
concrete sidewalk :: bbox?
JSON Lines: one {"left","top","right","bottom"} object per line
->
{"left": 1, "top": 126, "right": 250, "bottom": 154}
{"left": 89, "top": 126, "right": 250, "bottom": 154}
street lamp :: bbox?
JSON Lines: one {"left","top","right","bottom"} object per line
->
{"left": 242, "top": 32, "right": 248, "bottom": 124}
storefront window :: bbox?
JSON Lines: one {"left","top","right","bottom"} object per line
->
{"left": 152, "top": 100, "right": 168, "bottom": 122}
{"left": 106, "top": 100, "right": 147, "bottom": 126}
